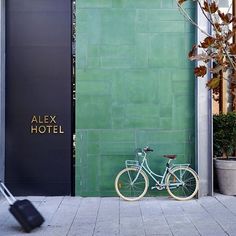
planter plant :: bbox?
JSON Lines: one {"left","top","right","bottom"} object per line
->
{"left": 213, "top": 112, "right": 236, "bottom": 158}
{"left": 177, "top": 0, "right": 236, "bottom": 195}
{"left": 213, "top": 112, "right": 236, "bottom": 195}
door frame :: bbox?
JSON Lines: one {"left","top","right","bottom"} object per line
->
{"left": 0, "top": 0, "right": 5, "bottom": 182}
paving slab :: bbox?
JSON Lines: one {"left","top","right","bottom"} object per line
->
{"left": 0, "top": 194, "right": 236, "bottom": 235}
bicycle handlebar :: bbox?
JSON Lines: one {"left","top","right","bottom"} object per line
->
{"left": 143, "top": 146, "right": 154, "bottom": 152}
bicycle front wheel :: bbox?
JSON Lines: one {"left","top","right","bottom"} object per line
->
{"left": 115, "top": 167, "right": 149, "bottom": 201}
{"left": 166, "top": 166, "right": 199, "bottom": 201}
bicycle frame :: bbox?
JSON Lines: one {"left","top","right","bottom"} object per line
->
{"left": 125, "top": 151, "right": 190, "bottom": 190}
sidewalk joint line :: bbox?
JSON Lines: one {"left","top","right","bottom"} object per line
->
{"left": 92, "top": 197, "right": 102, "bottom": 236}
{"left": 66, "top": 197, "right": 83, "bottom": 236}
{"left": 198, "top": 198, "right": 230, "bottom": 236}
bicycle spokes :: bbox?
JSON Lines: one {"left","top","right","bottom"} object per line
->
{"left": 115, "top": 168, "right": 149, "bottom": 201}
{"left": 166, "top": 167, "right": 199, "bottom": 201}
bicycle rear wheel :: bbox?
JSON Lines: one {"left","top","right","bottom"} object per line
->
{"left": 166, "top": 166, "right": 199, "bottom": 201}
{"left": 115, "top": 167, "right": 149, "bottom": 201}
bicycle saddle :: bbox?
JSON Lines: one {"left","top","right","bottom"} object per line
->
{"left": 163, "top": 155, "right": 176, "bottom": 159}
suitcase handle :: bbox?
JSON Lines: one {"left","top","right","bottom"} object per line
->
{"left": 0, "top": 180, "right": 16, "bottom": 205}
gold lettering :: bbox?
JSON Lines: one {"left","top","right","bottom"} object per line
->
{"left": 30, "top": 115, "right": 65, "bottom": 135}
{"left": 31, "top": 126, "right": 38, "bottom": 133}
{"left": 38, "top": 125, "right": 46, "bottom": 133}
{"left": 31, "top": 116, "right": 37, "bottom": 124}
{"left": 44, "top": 115, "right": 49, "bottom": 123}
{"left": 53, "top": 125, "right": 58, "bottom": 133}
{"left": 47, "top": 125, "right": 53, "bottom": 133}
{"left": 50, "top": 116, "right": 56, "bottom": 123}
{"left": 38, "top": 116, "right": 43, "bottom": 124}
{"left": 59, "top": 126, "right": 64, "bottom": 134}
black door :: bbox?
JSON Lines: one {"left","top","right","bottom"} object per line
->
{"left": 5, "top": 0, "right": 72, "bottom": 195}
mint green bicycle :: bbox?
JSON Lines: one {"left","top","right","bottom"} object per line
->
{"left": 115, "top": 146, "right": 199, "bottom": 201}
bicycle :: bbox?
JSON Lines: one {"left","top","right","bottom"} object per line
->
{"left": 115, "top": 146, "right": 199, "bottom": 201}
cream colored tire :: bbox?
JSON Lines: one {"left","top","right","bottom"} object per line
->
{"left": 166, "top": 166, "right": 199, "bottom": 201}
{"left": 115, "top": 167, "right": 149, "bottom": 201}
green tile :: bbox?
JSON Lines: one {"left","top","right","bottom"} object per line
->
{"left": 99, "top": 130, "right": 134, "bottom": 142}
{"left": 81, "top": 155, "right": 100, "bottom": 192}
{"left": 173, "top": 95, "right": 194, "bottom": 118}
{"left": 78, "top": 0, "right": 112, "bottom": 8}
{"left": 112, "top": 0, "right": 123, "bottom": 8}
{"left": 135, "top": 10, "right": 149, "bottom": 33}
{"left": 99, "top": 155, "right": 129, "bottom": 192}
{"left": 78, "top": 21, "right": 88, "bottom": 34}
{"left": 185, "top": 142, "right": 195, "bottom": 167}
{"left": 149, "top": 10, "right": 184, "bottom": 21}
{"left": 112, "top": 118, "right": 125, "bottom": 128}
{"left": 101, "top": 57, "right": 134, "bottom": 69}
{"left": 124, "top": 117, "right": 160, "bottom": 129}
{"left": 162, "top": 0, "right": 174, "bottom": 8}
{"left": 76, "top": 33, "right": 88, "bottom": 69}
{"left": 135, "top": 34, "right": 149, "bottom": 67}
{"left": 157, "top": 143, "right": 185, "bottom": 156}
{"left": 157, "top": 78, "right": 172, "bottom": 105}
{"left": 125, "top": 104, "right": 159, "bottom": 118}
{"left": 112, "top": 106, "right": 125, "bottom": 118}
{"left": 101, "top": 10, "right": 135, "bottom": 45}
{"left": 184, "top": 32, "right": 196, "bottom": 51}
{"left": 172, "top": 80, "right": 194, "bottom": 96}
{"left": 78, "top": 80, "right": 111, "bottom": 95}
{"left": 123, "top": 70, "right": 159, "bottom": 103}
{"left": 87, "top": 143, "right": 100, "bottom": 154}
{"left": 136, "top": 130, "right": 187, "bottom": 144}
{"left": 87, "top": 130, "right": 100, "bottom": 142}
{"left": 87, "top": 45, "right": 100, "bottom": 57}
{"left": 160, "top": 105, "right": 172, "bottom": 118}
{"left": 111, "top": 78, "right": 128, "bottom": 104}
{"left": 100, "top": 142, "right": 135, "bottom": 155}
{"left": 122, "top": 0, "right": 161, "bottom": 8}
{"left": 77, "top": 95, "right": 112, "bottom": 129}
{"left": 149, "top": 21, "right": 185, "bottom": 33}
{"left": 173, "top": 117, "right": 195, "bottom": 129}
{"left": 172, "top": 69, "right": 194, "bottom": 81}
{"left": 149, "top": 34, "right": 186, "bottom": 67}
{"left": 75, "top": 130, "right": 88, "bottom": 161}
{"left": 77, "top": 9, "right": 88, "bottom": 21}
{"left": 77, "top": 69, "right": 118, "bottom": 81}
{"left": 185, "top": 21, "right": 196, "bottom": 33}
{"left": 100, "top": 45, "right": 134, "bottom": 58}
{"left": 87, "top": 57, "right": 100, "bottom": 68}
{"left": 160, "top": 118, "right": 172, "bottom": 129}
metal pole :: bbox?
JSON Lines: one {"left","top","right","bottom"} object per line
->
{"left": 196, "top": 3, "right": 213, "bottom": 197}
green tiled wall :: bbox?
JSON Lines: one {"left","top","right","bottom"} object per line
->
{"left": 76, "top": 0, "right": 196, "bottom": 196}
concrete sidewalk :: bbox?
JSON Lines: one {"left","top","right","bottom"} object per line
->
{"left": 0, "top": 194, "right": 236, "bottom": 236}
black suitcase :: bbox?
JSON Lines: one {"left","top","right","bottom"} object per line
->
{"left": 0, "top": 181, "right": 45, "bottom": 233}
